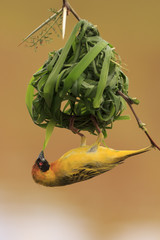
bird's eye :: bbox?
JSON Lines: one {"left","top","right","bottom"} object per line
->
{"left": 36, "top": 158, "right": 50, "bottom": 172}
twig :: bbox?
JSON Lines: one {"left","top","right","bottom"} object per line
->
{"left": 117, "top": 90, "right": 160, "bottom": 151}
{"left": 91, "top": 115, "right": 101, "bottom": 134}
{"left": 63, "top": 0, "right": 81, "bottom": 21}
{"left": 62, "top": 0, "right": 81, "bottom": 38}
{"left": 69, "top": 115, "right": 84, "bottom": 137}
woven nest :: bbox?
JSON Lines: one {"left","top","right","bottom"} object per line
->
{"left": 26, "top": 19, "right": 130, "bottom": 137}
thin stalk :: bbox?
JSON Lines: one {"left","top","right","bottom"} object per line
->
{"left": 18, "top": 8, "right": 63, "bottom": 46}
{"left": 29, "top": 13, "right": 62, "bottom": 48}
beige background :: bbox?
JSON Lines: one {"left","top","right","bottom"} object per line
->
{"left": 1, "top": 0, "right": 160, "bottom": 239}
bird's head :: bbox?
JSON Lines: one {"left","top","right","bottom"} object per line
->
{"left": 32, "top": 151, "right": 52, "bottom": 186}
{"left": 35, "top": 151, "right": 50, "bottom": 172}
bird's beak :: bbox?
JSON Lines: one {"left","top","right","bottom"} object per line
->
{"left": 38, "top": 151, "right": 45, "bottom": 161}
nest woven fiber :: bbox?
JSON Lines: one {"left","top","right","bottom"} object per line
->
{"left": 26, "top": 19, "right": 130, "bottom": 137}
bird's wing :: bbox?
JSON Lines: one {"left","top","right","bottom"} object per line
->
{"left": 58, "top": 162, "right": 109, "bottom": 185}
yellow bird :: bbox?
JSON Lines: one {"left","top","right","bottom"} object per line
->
{"left": 32, "top": 133, "right": 154, "bottom": 187}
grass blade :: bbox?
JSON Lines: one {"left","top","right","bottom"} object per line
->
{"left": 93, "top": 46, "right": 112, "bottom": 108}
{"left": 43, "top": 20, "right": 85, "bottom": 107}
{"left": 43, "top": 120, "right": 55, "bottom": 150}
{"left": 62, "top": 40, "right": 108, "bottom": 96}
{"left": 26, "top": 66, "right": 43, "bottom": 117}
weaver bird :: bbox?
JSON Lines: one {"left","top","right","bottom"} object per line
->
{"left": 32, "top": 133, "right": 154, "bottom": 187}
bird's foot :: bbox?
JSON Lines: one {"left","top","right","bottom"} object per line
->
{"left": 88, "top": 133, "right": 104, "bottom": 152}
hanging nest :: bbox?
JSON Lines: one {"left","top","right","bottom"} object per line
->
{"left": 26, "top": 19, "right": 135, "bottom": 137}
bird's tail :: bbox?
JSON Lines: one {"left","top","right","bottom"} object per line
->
{"left": 111, "top": 145, "right": 154, "bottom": 163}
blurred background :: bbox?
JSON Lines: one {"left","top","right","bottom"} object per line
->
{"left": 0, "top": 0, "right": 160, "bottom": 239}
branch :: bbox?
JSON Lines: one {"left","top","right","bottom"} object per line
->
{"left": 62, "top": 0, "right": 81, "bottom": 38}
{"left": 117, "top": 90, "right": 160, "bottom": 151}
{"left": 63, "top": 0, "right": 81, "bottom": 21}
